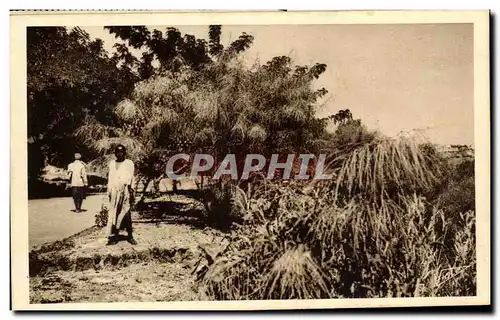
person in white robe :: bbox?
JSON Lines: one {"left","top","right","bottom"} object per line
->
{"left": 106, "top": 144, "right": 137, "bottom": 245}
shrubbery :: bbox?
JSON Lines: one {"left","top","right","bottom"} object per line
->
{"left": 199, "top": 138, "right": 476, "bottom": 299}
{"left": 95, "top": 205, "right": 109, "bottom": 228}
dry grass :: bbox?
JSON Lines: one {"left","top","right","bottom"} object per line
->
{"left": 332, "top": 136, "right": 443, "bottom": 203}
{"left": 199, "top": 136, "right": 476, "bottom": 300}
{"left": 261, "top": 245, "right": 331, "bottom": 299}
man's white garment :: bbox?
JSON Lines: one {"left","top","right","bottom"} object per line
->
{"left": 106, "top": 159, "right": 135, "bottom": 237}
{"left": 67, "top": 160, "right": 88, "bottom": 187}
{"left": 107, "top": 159, "right": 135, "bottom": 191}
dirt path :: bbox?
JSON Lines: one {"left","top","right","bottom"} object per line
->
{"left": 29, "top": 194, "right": 106, "bottom": 248}
{"left": 29, "top": 221, "right": 223, "bottom": 303}
{"left": 29, "top": 195, "right": 225, "bottom": 303}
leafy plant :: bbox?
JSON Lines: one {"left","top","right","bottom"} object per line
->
{"left": 95, "top": 204, "right": 109, "bottom": 228}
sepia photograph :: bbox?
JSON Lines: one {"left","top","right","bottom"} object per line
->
{"left": 10, "top": 10, "right": 490, "bottom": 310}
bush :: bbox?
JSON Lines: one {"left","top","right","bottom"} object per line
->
{"left": 95, "top": 205, "right": 109, "bottom": 228}
{"left": 201, "top": 180, "right": 245, "bottom": 231}
{"left": 438, "top": 176, "right": 475, "bottom": 217}
{"left": 199, "top": 137, "right": 476, "bottom": 299}
{"left": 201, "top": 183, "right": 476, "bottom": 299}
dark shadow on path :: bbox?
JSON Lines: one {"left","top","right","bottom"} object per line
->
{"left": 134, "top": 191, "right": 208, "bottom": 229}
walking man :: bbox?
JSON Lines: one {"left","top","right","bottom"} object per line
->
{"left": 67, "top": 152, "right": 88, "bottom": 213}
{"left": 106, "top": 144, "right": 137, "bottom": 245}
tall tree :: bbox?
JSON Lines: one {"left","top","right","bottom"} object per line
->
{"left": 76, "top": 26, "right": 330, "bottom": 185}
{"left": 104, "top": 25, "right": 254, "bottom": 75}
{"left": 27, "top": 27, "right": 136, "bottom": 179}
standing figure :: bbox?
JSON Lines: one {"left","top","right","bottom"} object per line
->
{"left": 106, "top": 145, "right": 137, "bottom": 245}
{"left": 67, "top": 153, "right": 88, "bottom": 213}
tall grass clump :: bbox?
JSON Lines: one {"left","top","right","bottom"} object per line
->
{"left": 199, "top": 136, "right": 476, "bottom": 299}
{"left": 331, "top": 136, "right": 443, "bottom": 204}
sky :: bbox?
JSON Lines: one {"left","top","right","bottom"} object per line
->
{"left": 82, "top": 23, "right": 474, "bottom": 146}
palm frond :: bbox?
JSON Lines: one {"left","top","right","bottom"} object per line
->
{"left": 115, "top": 98, "right": 142, "bottom": 121}
{"left": 192, "top": 92, "right": 218, "bottom": 123}
{"left": 73, "top": 118, "right": 121, "bottom": 145}
{"left": 86, "top": 154, "right": 115, "bottom": 177}
{"left": 231, "top": 117, "right": 249, "bottom": 139}
{"left": 94, "top": 136, "right": 146, "bottom": 161}
{"left": 283, "top": 105, "right": 306, "bottom": 122}
{"left": 194, "top": 127, "right": 217, "bottom": 146}
{"left": 248, "top": 124, "right": 267, "bottom": 142}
